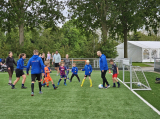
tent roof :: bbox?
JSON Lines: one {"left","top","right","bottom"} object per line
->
{"left": 128, "top": 41, "right": 160, "bottom": 49}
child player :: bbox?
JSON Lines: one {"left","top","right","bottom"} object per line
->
{"left": 58, "top": 62, "right": 69, "bottom": 86}
{"left": 41, "top": 61, "right": 58, "bottom": 89}
{"left": 81, "top": 60, "right": 92, "bottom": 87}
{"left": 12, "top": 53, "right": 27, "bottom": 89}
{"left": 109, "top": 59, "right": 120, "bottom": 88}
{"left": 70, "top": 63, "right": 80, "bottom": 82}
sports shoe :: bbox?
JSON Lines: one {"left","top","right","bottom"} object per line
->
{"left": 8, "top": 83, "right": 12, "bottom": 86}
{"left": 56, "top": 74, "right": 59, "bottom": 76}
{"left": 21, "top": 86, "right": 27, "bottom": 89}
{"left": 39, "top": 91, "right": 43, "bottom": 94}
{"left": 112, "top": 85, "right": 116, "bottom": 88}
{"left": 11, "top": 87, "right": 16, "bottom": 89}
{"left": 107, "top": 85, "right": 110, "bottom": 88}
{"left": 54, "top": 87, "right": 58, "bottom": 90}
{"left": 103, "top": 87, "right": 108, "bottom": 89}
{"left": 81, "top": 85, "right": 83, "bottom": 87}
{"left": 90, "top": 85, "right": 93, "bottom": 87}
{"left": 47, "top": 86, "right": 49, "bottom": 87}
{"left": 64, "top": 83, "right": 67, "bottom": 86}
{"left": 31, "top": 92, "right": 34, "bottom": 96}
{"left": 58, "top": 82, "right": 60, "bottom": 85}
{"left": 118, "top": 84, "right": 120, "bottom": 88}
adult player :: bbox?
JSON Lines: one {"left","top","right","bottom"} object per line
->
{"left": 27, "top": 50, "right": 44, "bottom": 96}
{"left": 64, "top": 54, "right": 71, "bottom": 79}
{"left": 52, "top": 50, "right": 61, "bottom": 76}
{"left": 6, "top": 51, "right": 17, "bottom": 86}
{"left": 97, "top": 51, "right": 110, "bottom": 88}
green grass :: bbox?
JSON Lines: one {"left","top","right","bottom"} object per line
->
{"left": 0, "top": 71, "right": 159, "bottom": 119}
{"left": 132, "top": 62, "right": 152, "bottom": 67}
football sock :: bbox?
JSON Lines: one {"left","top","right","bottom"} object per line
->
{"left": 47, "top": 83, "right": 49, "bottom": 87}
{"left": 39, "top": 82, "right": 41, "bottom": 91}
{"left": 31, "top": 83, "right": 34, "bottom": 92}
{"left": 90, "top": 79, "right": 92, "bottom": 87}
{"left": 64, "top": 79, "right": 66, "bottom": 84}
{"left": 113, "top": 83, "right": 116, "bottom": 86}
{"left": 58, "top": 79, "right": 61, "bottom": 83}
{"left": 81, "top": 79, "right": 85, "bottom": 86}
{"left": 12, "top": 85, "right": 15, "bottom": 87}
{"left": 22, "top": 84, "right": 24, "bottom": 87}
{"left": 117, "top": 82, "right": 120, "bottom": 85}
{"left": 53, "top": 84, "right": 55, "bottom": 88}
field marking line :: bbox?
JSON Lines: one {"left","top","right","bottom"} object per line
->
{"left": 114, "top": 73, "right": 160, "bottom": 115}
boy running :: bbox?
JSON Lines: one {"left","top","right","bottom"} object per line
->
{"left": 57, "top": 62, "right": 68, "bottom": 86}
{"left": 70, "top": 63, "right": 80, "bottom": 82}
{"left": 27, "top": 50, "right": 44, "bottom": 96}
{"left": 11, "top": 53, "right": 27, "bottom": 89}
{"left": 109, "top": 59, "right": 120, "bottom": 88}
{"left": 41, "top": 61, "right": 58, "bottom": 89}
{"left": 81, "top": 60, "right": 93, "bottom": 87}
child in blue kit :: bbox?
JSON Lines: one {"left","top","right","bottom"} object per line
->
{"left": 70, "top": 63, "right": 80, "bottom": 82}
{"left": 81, "top": 60, "right": 92, "bottom": 87}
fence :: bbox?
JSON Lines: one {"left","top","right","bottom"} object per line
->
{"left": 154, "top": 58, "right": 160, "bottom": 72}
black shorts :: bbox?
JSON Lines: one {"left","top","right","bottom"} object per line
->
{"left": 31, "top": 74, "right": 41, "bottom": 82}
{"left": 55, "top": 63, "right": 59, "bottom": 67}
{"left": 84, "top": 75, "right": 91, "bottom": 77}
{"left": 16, "top": 69, "right": 25, "bottom": 78}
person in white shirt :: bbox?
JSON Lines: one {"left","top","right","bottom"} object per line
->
{"left": 52, "top": 50, "right": 61, "bottom": 76}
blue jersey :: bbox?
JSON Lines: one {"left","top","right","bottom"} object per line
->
{"left": 82, "top": 64, "right": 92, "bottom": 75}
{"left": 26, "top": 55, "right": 44, "bottom": 74}
{"left": 99, "top": 54, "right": 108, "bottom": 71}
{"left": 16, "top": 58, "right": 27, "bottom": 70}
{"left": 72, "top": 67, "right": 78, "bottom": 75}
{"left": 112, "top": 64, "right": 117, "bottom": 74}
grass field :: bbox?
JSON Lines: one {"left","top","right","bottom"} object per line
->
{"left": 132, "top": 62, "right": 152, "bottom": 67}
{"left": 0, "top": 71, "right": 159, "bottom": 119}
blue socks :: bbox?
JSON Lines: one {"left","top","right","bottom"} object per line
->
{"left": 22, "top": 84, "right": 24, "bottom": 87}
{"left": 117, "top": 82, "right": 120, "bottom": 85}
{"left": 64, "top": 79, "right": 66, "bottom": 84}
{"left": 53, "top": 84, "right": 55, "bottom": 88}
{"left": 12, "top": 85, "right": 15, "bottom": 87}
{"left": 113, "top": 83, "right": 115, "bottom": 86}
{"left": 58, "top": 79, "right": 61, "bottom": 83}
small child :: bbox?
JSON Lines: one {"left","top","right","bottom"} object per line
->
{"left": 41, "top": 61, "right": 58, "bottom": 89}
{"left": 58, "top": 62, "right": 69, "bottom": 86}
{"left": 81, "top": 60, "right": 92, "bottom": 87}
{"left": 109, "top": 59, "right": 120, "bottom": 88}
{"left": 70, "top": 63, "right": 80, "bottom": 82}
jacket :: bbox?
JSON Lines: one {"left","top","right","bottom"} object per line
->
{"left": 6, "top": 56, "right": 17, "bottom": 68}
{"left": 26, "top": 55, "right": 44, "bottom": 74}
{"left": 72, "top": 67, "right": 78, "bottom": 75}
{"left": 99, "top": 54, "right": 108, "bottom": 71}
{"left": 16, "top": 58, "right": 27, "bottom": 70}
{"left": 82, "top": 64, "right": 92, "bottom": 75}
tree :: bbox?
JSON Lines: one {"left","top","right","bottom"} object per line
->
{"left": 0, "top": 0, "right": 65, "bottom": 45}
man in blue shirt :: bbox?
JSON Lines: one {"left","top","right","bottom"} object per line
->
{"left": 27, "top": 50, "right": 44, "bottom": 96}
{"left": 97, "top": 51, "right": 110, "bottom": 88}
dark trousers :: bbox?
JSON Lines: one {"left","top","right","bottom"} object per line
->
{"left": 101, "top": 70, "right": 109, "bottom": 87}
{"left": 70, "top": 74, "right": 80, "bottom": 82}
{"left": 8, "top": 67, "right": 14, "bottom": 78}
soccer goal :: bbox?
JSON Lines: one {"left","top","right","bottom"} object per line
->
{"left": 115, "top": 58, "right": 151, "bottom": 91}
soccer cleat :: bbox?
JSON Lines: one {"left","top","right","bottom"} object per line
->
{"left": 54, "top": 87, "right": 58, "bottom": 90}
{"left": 8, "top": 83, "right": 12, "bottom": 86}
{"left": 81, "top": 85, "right": 83, "bottom": 87}
{"left": 31, "top": 92, "right": 34, "bottom": 96}
{"left": 90, "top": 85, "right": 93, "bottom": 87}
{"left": 21, "top": 86, "right": 27, "bottom": 89}
{"left": 118, "top": 84, "right": 120, "bottom": 88}
{"left": 107, "top": 85, "right": 110, "bottom": 88}
{"left": 112, "top": 86, "right": 116, "bottom": 88}
{"left": 58, "top": 82, "right": 60, "bottom": 85}
{"left": 64, "top": 83, "right": 67, "bottom": 86}
{"left": 39, "top": 91, "right": 43, "bottom": 94}
{"left": 103, "top": 87, "right": 108, "bottom": 89}
{"left": 47, "top": 86, "right": 49, "bottom": 87}
{"left": 11, "top": 87, "right": 16, "bottom": 89}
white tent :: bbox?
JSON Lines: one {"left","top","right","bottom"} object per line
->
{"left": 116, "top": 41, "right": 160, "bottom": 62}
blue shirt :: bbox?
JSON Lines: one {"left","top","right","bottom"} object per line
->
{"left": 82, "top": 64, "right": 92, "bottom": 75}
{"left": 99, "top": 54, "right": 108, "bottom": 71}
{"left": 72, "top": 67, "right": 78, "bottom": 75}
{"left": 16, "top": 58, "right": 27, "bottom": 70}
{"left": 112, "top": 64, "right": 117, "bottom": 74}
{"left": 26, "top": 55, "right": 44, "bottom": 74}
{"left": 0, "top": 58, "right": 2, "bottom": 62}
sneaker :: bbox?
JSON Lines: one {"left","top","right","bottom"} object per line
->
{"left": 90, "top": 85, "right": 93, "bottom": 87}
{"left": 58, "top": 82, "right": 60, "bottom": 85}
{"left": 103, "top": 87, "right": 108, "bottom": 89}
{"left": 8, "top": 83, "right": 12, "bottom": 86}
{"left": 39, "top": 91, "right": 43, "bottom": 94}
{"left": 118, "top": 84, "right": 120, "bottom": 88}
{"left": 21, "top": 86, "right": 27, "bottom": 89}
{"left": 112, "top": 86, "right": 116, "bottom": 88}
{"left": 81, "top": 85, "right": 83, "bottom": 87}
{"left": 54, "top": 87, "right": 58, "bottom": 90}
{"left": 11, "top": 87, "right": 16, "bottom": 89}
{"left": 31, "top": 92, "right": 34, "bottom": 96}
{"left": 64, "top": 83, "right": 67, "bottom": 86}
{"left": 47, "top": 86, "right": 49, "bottom": 87}
{"left": 107, "top": 85, "right": 110, "bottom": 88}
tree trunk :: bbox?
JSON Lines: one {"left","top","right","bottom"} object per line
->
{"left": 123, "top": 29, "right": 128, "bottom": 58}
{"left": 19, "top": 23, "right": 24, "bottom": 45}
{"left": 101, "top": 21, "right": 108, "bottom": 41}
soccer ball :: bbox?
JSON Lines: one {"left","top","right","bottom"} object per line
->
{"left": 98, "top": 84, "right": 103, "bottom": 89}
{"left": 137, "top": 82, "right": 142, "bottom": 87}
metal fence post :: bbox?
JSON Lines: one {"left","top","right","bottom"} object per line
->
{"left": 94, "top": 60, "right": 95, "bottom": 68}
{"left": 123, "top": 65, "right": 125, "bottom": 83}
{"left": 130, "top": 65, "right": 132, "bottom": 90}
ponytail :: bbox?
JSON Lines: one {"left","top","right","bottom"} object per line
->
{"left": 19, "top": 53, "right": 26, "bottom": 59}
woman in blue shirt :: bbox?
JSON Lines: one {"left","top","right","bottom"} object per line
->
{"left": 12, "top": 53, "right": 27, "bottom": 89}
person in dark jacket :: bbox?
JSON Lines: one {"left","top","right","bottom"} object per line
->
{"left": 64, "top": 54, "right": 71, "bottom": 79}
{"left": 6, "top": 51, "right": 17, "bottom": 86}
{"left": 11, "top": 53, "right": 27, "bottom": 89}
{"left": 26, "top": 50, "right": 44, "bottom": 96}
{"left": 97, "top": 51, "right": 110, "bottom": 88}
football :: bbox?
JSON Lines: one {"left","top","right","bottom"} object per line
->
{"left": 137, "top": 82, "right": 142, "bottom": 87}
{"left": 98, "top": 84, "right": 103, "bottom": 89}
